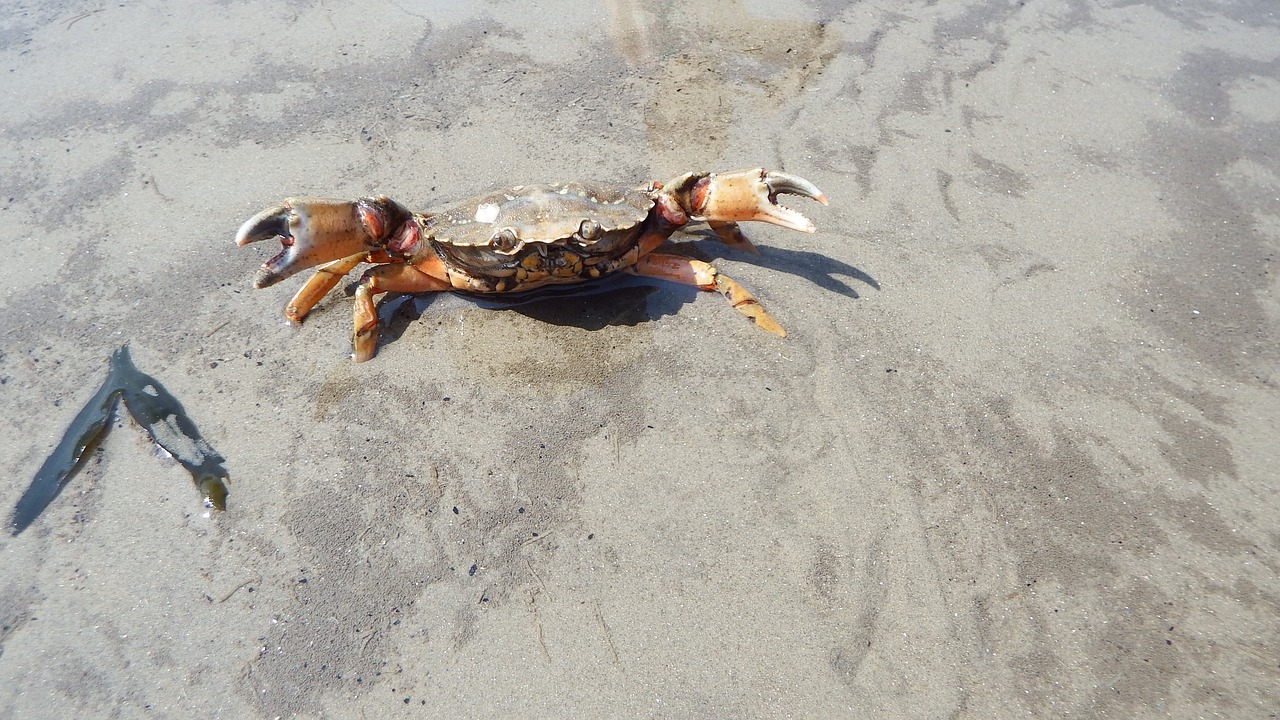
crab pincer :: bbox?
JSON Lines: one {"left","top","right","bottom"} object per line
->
{"left": 235, "top": 196, "right": 411, "bottom": 289}
{"left": 690, "top": 168, "right": 828, "bottom": 232}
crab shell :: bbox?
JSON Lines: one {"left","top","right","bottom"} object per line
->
{"left": 408, "top": 181, "right": 661, "bottom": 293}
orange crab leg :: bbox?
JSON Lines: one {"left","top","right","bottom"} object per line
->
{"left": 707, "top": 220, "right": 760, "bottom": 255}
{"left": 351, "top": 260, "right": 453, "bottom": 362}
{"left": 630, "top": 252, "right": 786, "bottom": 337}
{"left": 284, "top": 253, "right": 364, "bottom": 324}
{"left": 283, "top": 250, "right": 396, "bottom": 324}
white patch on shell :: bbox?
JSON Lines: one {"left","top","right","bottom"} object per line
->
{"left": 474, "top": 203, "right": 500, "bottom": 223}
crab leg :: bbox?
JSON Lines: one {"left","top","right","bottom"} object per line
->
{"left": 630, "top": 253, "right": 785, "bottom": 337}
{"left": 280, "top": 250, "right": 398, "bottom": 324}
{"left": 707, "top": 220, "right": 760, "bottom": 255}
{"left": 283, "top": 253, "right": 367, "bottom": 324}
{"left": 351, "top": 261, "right": 452, "bottom": 362}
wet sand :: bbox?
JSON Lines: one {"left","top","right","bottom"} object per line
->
{"left": 1, "top": 1, "right": 1278, "bottom": 717}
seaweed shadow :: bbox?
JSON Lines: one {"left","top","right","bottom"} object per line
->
{"left": 9, "top": 346, "right": 230, "bottom": 535}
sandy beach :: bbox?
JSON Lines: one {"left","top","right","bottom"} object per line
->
{"left": 1, "top": 0, "right": 1277, "bottom": 716}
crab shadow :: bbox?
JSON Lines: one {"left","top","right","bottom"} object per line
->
{"left": 679, "top": 232, "right": 879, "bottom": 299}
{"left": 375, "top": 234, "right": 877, "bottom": 344}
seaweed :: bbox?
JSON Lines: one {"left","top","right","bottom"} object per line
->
{"left": 9, "top": 346, "right": 229, "bottom": 535}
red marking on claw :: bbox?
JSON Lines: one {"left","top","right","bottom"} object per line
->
{"left": 690, "top": 177, "right": 711, "bottom": 215}
{"left": 358, "top": 203, "right": 385, "bottom": 239}
{"left": 388, "top": 221, "right": 420, "bottom": 257}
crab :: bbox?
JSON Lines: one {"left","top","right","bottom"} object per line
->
{"left": 236, "top": 168, "right": 827, "bottom": 362}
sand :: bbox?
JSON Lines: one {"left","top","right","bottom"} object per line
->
{"left": 1, "top": 0, "right": 1277, "bottom": 717}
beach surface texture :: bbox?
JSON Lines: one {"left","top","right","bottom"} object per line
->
{"left": 1, "top": 1, "right": 1277, "bottom": 716}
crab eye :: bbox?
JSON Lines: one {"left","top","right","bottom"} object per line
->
{"left": 491, "top": 228, "right": 519, "bottom": 253}
{"left": 578, "top": 219, "right": 602, "bottom": 241}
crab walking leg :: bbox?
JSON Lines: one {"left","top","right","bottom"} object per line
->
{"left": 707, "top": 220, "right": 760, "bottom": 255}
{"left": 351, "top": 263, "right": 453, "bottom": 362}
{"left": 282, "top": 250, "right": 398, "bottom": 324}
{"left": 283, "top": 253, "right": 367, "bottom": 324}
{"left": 630, "top": 253, "right": 786, "bottom": 337}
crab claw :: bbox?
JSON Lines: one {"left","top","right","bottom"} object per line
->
{"left": 692, "top": 168, "right": 827, "bottom": 234}
{"left": 236, "top": 196, "right": 409, "bottom": 288}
